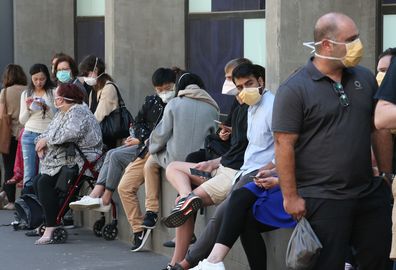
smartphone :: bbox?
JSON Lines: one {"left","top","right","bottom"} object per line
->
{"left": 190, "top": 168, "right": 212, "bottom": 179}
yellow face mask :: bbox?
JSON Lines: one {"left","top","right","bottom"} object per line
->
{"left": 376, "top": 71, "right": 386, "bottom": 86}
{"left": 238, "top": 87, "right": 262, "bottom": 106}
{"left": 313, "top": 38, "right": 364, "bottom": 68}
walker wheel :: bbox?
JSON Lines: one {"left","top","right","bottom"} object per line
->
{"left": 101, "top": 223, "right": 118, "bottom": 240}
{"left": 52, "top": 227, "right": 68, "bottom": 243}
{"left": 93, "top": 217, "right": 105, "bottom": 237}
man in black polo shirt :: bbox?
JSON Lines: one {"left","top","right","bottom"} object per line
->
{"left": 273, "top": 12, "right": 393, "bottom": 269}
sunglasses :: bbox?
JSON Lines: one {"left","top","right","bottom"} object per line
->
{"left": 332, "top": 82, "right": 350, "bottom": 107}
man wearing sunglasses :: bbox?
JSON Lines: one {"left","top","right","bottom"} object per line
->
{"left": 273, "top": 12, "right": 393, "bottom": 270}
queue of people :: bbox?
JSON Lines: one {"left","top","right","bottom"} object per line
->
{"left": 0, "top": 10, "right": 396, "bottom": 270}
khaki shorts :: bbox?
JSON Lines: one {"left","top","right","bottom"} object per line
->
{"left": 200, "top": 165, "right": 238, "bottom": 204}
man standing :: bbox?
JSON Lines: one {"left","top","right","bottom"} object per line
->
{"left": 273, "top": 12, "right": 392, "bottom": 269}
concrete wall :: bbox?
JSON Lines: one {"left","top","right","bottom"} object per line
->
{"left": 266, "top": 0, "right": 377, "bottom": 92}
{"left": 13, "top": 0, "right": 75, "bottom": 73}
{"left": 0, "top": 0, "right": 14, "bottom": 84}
{"left": 105, "top": 0, "right": 186, "bottom": 117}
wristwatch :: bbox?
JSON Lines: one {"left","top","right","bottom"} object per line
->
{"left": 379, "top": 172, "right": 394, "bottom": 184}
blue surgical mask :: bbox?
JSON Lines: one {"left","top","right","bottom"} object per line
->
{"left": 56, "top": 70, "right": 72, "bottom": 83}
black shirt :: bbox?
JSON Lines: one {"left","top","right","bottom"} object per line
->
{"left": 272, "top": 58, "right": 378, "bottom": 200}
{"left": 375, "top": 57, "right": 396, "bottom": 103}
{"left": 220, "top": 102, "right": 249, "bottom": 170}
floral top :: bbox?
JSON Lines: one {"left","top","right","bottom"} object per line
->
{"left": 37, "top": 103, "right": 103, "bottom": 176}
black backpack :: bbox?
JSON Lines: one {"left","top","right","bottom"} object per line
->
{"left": 13, "top": 194, "right": 44, "bottom": 230}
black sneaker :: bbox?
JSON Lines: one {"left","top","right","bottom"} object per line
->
{"left": 163, "top": 233, "right": 197, "bottom": 248}
{"left": 161, "top": 263, "right": 183, "bottom": 270}
{"left": 130, "top": 229, "right": 151, "bottom": 252}
{"left": 163, "top": 193, "right": 202, "bottom": 228}
{"left": 142, "top": 211, "right": 158, "bottom": 229}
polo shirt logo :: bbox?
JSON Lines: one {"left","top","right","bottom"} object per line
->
{"left": 354, "top": 80, "right": 363, "bottom": 90}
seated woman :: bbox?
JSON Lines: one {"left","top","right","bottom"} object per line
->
{"left": 190, "top": 168, "right": 296, "bottom": 270}
{"left": 33, "top": 83, "right": 102, "bottom": 244}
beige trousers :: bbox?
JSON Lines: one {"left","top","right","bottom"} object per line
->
{"left": 117, "top": 153, "right": 149, "bottom": 233}
{"left": 143, "top": 155, "right": 162, "bottom": 213}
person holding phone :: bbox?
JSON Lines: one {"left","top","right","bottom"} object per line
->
{"left": 19, "top": 64, "right": 56, "bottom": 193}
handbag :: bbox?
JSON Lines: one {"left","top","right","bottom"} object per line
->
{"left": 286, "top": 217, "right": 323, "bottom": 270}
{"left": 55, "top": 164, "right": 79, "bottom": 194}
{"left": 0, "top": 88, "right": 12, "bottom": 154}
{"left": 99, "top": 82, "right": 134, "bottom": 142}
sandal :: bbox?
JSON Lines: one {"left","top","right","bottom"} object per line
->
{"left": 35, "top": 236, "right": 53, "bottom": 245}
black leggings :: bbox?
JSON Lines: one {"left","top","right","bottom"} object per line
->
{"left": 217, "top": 187, "right": 277, "bottom": 270}
{"left": 3, "top": 137, "right": 18, "bottom": 202}
{"left": 35, "top": 174, "right": 61, "bottom": 227}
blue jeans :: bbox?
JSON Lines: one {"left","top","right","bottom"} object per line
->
{"left": 22, "top": 130, "right": 40, "bottom": 188}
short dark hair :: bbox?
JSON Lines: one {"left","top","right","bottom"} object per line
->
{"left": 231, "top": 63, "right": 265, "bottom": 84}
{"left": 79, "top": 55, "right": 113, "bottom": 90}
{"left": 57, "top": 83, "right": 85, "bottom": 104}
{"left": 2, "top": 64, "right": 27, "bottom": 88}
{"left": 28, "top": 63, "right": 55, "bottom": 96}
{"left": 174, "top": 72, "right": 205, "bottom": 95}
{"left": 379, "top": 47, "right": 396, "bottom": 60}
{"left": 152, "top": 67, "right": 176, "bottom": 86}
{"left": 54, "top": 54, "right": 79, "bottom": 78}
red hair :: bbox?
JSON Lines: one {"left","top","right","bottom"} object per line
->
{"left": 57, "top": 83, "right": 84, "bottom": 104}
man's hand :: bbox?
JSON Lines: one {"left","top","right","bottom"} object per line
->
{"left": 283, "top": 195, "right": 306, "bottom": 220}
{"left": 254, "top": 176, "right": 278, "bottom": 189}
{"left": 124, "top": 137, "right": 140, "bottom": 146}
{"left": 194, "top": 161, "right": 215, "bottom": 172}
{"left": 218, "top": 128, "right": 231, "bottom": 141}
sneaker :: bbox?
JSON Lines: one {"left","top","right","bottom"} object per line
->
{"left": 161, "top": 263, "right": 183, "bottom": 270}
{"left": 69, "top": 196, "right": 100, "bottom": 210}
{"left": 345, "top": 263, "right": 355, "bottom": 270}
{"left": 92, "top": 198, "right": 111, "bottom": 212}
{"left": 163, "top": 234, "right": 197, "bottom": 248}
{"left": 190, "top": 259, "right": 225, "bottom": 270}
{"left": 130, "top": 229, "right": 151, "bottom": 252}
{"left": 142, "top": 211, "right": 158, "bottom": 229}
{"left": 163, "top": 193, "right": 202, "bottom": 228}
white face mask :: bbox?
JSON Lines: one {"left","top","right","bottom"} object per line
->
{"left": 83, "top": 73, "right": 104, "bottom": 86}
{"left": 158, "top": 90, "right": 175, "bottom": 103}
{"left": 221, "top": 79, "right": 238, "bottom": 95}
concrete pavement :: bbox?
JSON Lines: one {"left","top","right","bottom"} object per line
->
{"left": 0, "top": 210, "right": 169, "bottom": 270}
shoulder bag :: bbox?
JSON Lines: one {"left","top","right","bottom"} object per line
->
{"left": 99, "top": 82, "right": 134, "bottom": 142}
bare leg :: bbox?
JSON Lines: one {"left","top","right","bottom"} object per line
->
{"left": 206, "top": 243, "right": 230, "bottom": 263}
{"left": 170, "top": 215, "right": 195, "bottom": 265}
{"left": 89, "top": 185, "right": 105, "bottom": 198}
{"left": 166, "top": 161, "right": 204, "bottom": 197}
{"left": 101, "top": 189, "right": 113, "bottom": 205}
{"left": 193, "top": 186, "right": 214, "bottom": 206}
{"left": 35, "top": 226, "right": 56, "bottom": 244}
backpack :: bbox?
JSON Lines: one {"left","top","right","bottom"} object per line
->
{"left": 13, "top": 194, "right": 44, "bottom": 230}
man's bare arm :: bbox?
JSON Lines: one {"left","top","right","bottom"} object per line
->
{"left": 274, "top": 132, "right": 306, "bottom": 220}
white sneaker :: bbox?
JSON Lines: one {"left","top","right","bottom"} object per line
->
{"left": 69, "top": 196, "right": 100, "bottom": 210}
{"left": 92, "top": 198, "right": 111, "bottom": 212}
{"left": 190, "top": 259, "right": 225, "bottom": 270}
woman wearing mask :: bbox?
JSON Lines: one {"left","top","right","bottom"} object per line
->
{"left": 19, "top": 64, "right": 56, "bottom": 193}
{"left": 53, "top": 54, "right": 88, "bottom": 102}
{"left": 0, "top": 64, "right": 27, "bottom": 209}
{"left": 79, "top": 55, "right": 119, "bottom": 148}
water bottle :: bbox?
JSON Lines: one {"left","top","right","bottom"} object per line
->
{"left": 129, "top": 123, "right": 135, "bottom": 138}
